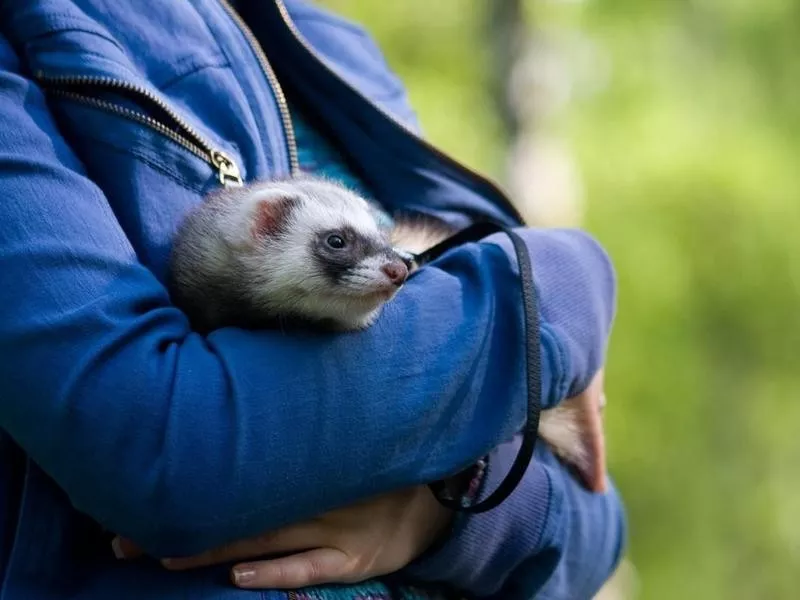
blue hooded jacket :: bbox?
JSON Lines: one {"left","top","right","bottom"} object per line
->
{"left": 0, "top": 0, "right": 625, "bottom": 598}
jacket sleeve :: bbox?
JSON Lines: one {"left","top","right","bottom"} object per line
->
{"left": 0, "top": 35, "right": 616, "bottom": 559}
{"left": 405, "top": 438, "right": 627, "bottom": 599}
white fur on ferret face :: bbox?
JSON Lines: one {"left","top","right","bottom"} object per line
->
{"left": 231, "top": 178, "right": 406, "bottom": 329}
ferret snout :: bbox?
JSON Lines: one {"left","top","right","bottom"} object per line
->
{"left": 381, "top": 260, "right": 408, "bottom": 286}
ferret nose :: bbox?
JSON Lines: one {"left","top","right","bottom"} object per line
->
{"left": 381, "top": 261, "right": 408, "bottom": 285}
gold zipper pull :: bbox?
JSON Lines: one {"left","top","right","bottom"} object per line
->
{"left": 211, "top": 150, "right": 243, "bottom": 187}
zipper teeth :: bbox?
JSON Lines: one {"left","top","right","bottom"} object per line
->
{"left": 49, "top": 90, "right": 211, "bottom": 161}
{"left": 218, "top": 0, "right": 300, "bottom": 176}
{"left": 38, "top": 73, "right": 218, "bottom": 159}
{"left": 273, "top": 0, "right": 526, "bottom": 225}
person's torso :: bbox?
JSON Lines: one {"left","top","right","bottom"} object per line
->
{"left": 0, "top": 1, "right": 522, "bottom": 597}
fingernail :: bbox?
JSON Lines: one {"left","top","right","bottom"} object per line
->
{"left": 232, "top": 566, "right": 256, "bottom": 586}
{"left": 111, "top": 537, "right": 125, "bottom": 559}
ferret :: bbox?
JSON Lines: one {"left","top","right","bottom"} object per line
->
{"left": 169, "top": 176, "right": 606, "bottom": 493}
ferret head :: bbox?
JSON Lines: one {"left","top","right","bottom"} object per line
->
{"left": 231, "top": 177, "right": 410, "bottom": 330}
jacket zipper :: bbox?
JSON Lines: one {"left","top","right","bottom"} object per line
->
{"left": 272, "top": 0, "right": 527, "bottom": 226}
{"left": 36, "top": 73, "right": 244, "bottom": 188}
{"left": 218, "top": 0, "right": 300, "bottom": 176}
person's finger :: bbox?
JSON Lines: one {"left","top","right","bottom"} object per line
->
{"left": 111, "top": 536, "right": 144, "bottom": 559}
{"left": 231, "top": 547, "right": 351, "bottom": 589}
{"left": 162, "top": 522, "right": 326, "bottom": 571}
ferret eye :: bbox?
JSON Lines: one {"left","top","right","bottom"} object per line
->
{"left": 326, "top": 234, "right": 346, "bottom": 249}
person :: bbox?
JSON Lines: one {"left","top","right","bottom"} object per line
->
{"left": 0, "top": 0, "right": 625, "bottom": 598}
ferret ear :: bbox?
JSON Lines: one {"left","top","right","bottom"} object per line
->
{"left": 252, "top": 196, "right": 296, "bottom": 239}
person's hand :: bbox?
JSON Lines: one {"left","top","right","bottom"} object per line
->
{"left": 113, "top": 485, "right": 453, "bottom": 589}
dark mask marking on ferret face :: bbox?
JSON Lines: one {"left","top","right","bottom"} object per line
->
{"left": 310, "top": 225, "right": 390, "bottom": 284}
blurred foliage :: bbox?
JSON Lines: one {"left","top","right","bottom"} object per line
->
{"left": 321, "top": 1, "right": 799, "bottom": 598}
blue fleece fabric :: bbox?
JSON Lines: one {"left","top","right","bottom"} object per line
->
{"left": 0, "top": 0, "right": 624, "bottom": 598}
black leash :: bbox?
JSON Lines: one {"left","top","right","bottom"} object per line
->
{"left": 407, "top": 222, "right": 542, "bottom": 514}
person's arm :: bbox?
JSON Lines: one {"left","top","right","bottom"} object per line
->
{"left": 0, "top": 35, "right": 614, "bottom": 560}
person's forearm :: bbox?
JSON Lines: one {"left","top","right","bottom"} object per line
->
{"left": 406, "top": 438, "right": 626, "bottom": 599}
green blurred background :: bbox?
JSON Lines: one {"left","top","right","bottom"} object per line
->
{"left": 321, "top": 1, "right": 800, "bottom": 598}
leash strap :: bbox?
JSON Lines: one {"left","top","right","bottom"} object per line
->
{"left": 410, "top": 222, "right": 542, "bottom": 513}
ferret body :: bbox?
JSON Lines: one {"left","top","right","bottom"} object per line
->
{"left": 169, "top": 176, "right": 602, "bottom": 491}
